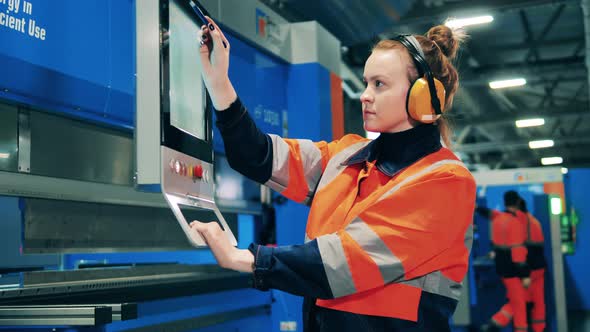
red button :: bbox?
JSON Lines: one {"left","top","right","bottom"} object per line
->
{"left": 193, "top": 165, "right": 203, "bottom": 178}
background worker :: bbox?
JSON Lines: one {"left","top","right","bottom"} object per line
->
{"left": 520, "top": 198, "right": 547, "bottom": 332}
{"left": 475, "top": 191, "right": 530, "bottom": 332}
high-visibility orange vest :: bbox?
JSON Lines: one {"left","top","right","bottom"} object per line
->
{"left": 524, "top": 212, "right": 544, "bottom": 245}
{"left": 524, "top": 212, "right": 546, "bottom": 270}
{"left": 490, "top": 211, "right": 528, "bottom": 263}
{"left": 265, "top": 134, "right": 476, "bottom": 321}
{"left": 489, "top": 210, "right": 528, "bottom": 278}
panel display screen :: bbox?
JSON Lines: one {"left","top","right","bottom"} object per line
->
{"left": 168, "top": 0, "right": 206, "bottom": 141}
{"left": 160, "top": 0, "right": 213, "bottom": 163}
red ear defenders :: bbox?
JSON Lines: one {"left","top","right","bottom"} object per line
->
{"left": 393, "top": 35, "right": 446, "bottom": 124}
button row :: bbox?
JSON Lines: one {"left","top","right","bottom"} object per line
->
{"left": 169, "top": 159, "right": 209, "bottom": 182}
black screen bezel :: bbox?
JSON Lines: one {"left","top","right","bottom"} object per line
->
{"left": 160, "top": 0, "right": 213, "bottom": 163}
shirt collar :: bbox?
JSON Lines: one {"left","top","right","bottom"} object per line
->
{"left": 342, "top": 124, "right": 443, "bottom": 176}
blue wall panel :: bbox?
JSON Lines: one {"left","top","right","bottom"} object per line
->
{"left": 286, "top": 63, "right": 333, "bottom": 142}
{"left": 564, "top": 169, "right": 590, "bottom": 310}
{"left": 0, "top": 0, "right": 134, "bottom": 128}
{"left": 267, "top": 63, "right": 334, "bottom": 332}
{"left": 0, "top": 0, "right": 288, "bottom": 133}
{"left": 213, "top": 33, "right": 287, "bottom": 153}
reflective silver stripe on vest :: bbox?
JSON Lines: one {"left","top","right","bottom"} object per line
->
{"left": 500, "top": 309, "right": 513, "bottom": 319}
{"left": 298, "top": 139, "right": 324, "bottom": 197}
{"left": 400, "top": 270, "right": 463, "bottom": 300}
{"left": 465, "top": 224, "right": 474, "bottom": 252}
{"left": 304, "top": 234, "right": 311, "bottom": 243}
{"left": 265, "top": 135, "right": 324, "bottom": 203}
{"left": 317, "top": 233, "right": 357, "bottom": 298}
{"left": 378, "top": 159, "right": 468, "bottom": 202}
{"left": 316, "top": 158, "right": 469, "bottom": 299}
{"left": 315, "top": 141, "right": 371, "bottom": 193}
{"left": 367, "top": 159, "right": 469, "bottom": 301}
{"left": 345, "top": 217, "right": 405, "bottom": 283}
{"left": 265, "top": 135, "right": 290, "bottom": 193}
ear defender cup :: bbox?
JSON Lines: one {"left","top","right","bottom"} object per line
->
{"left": 406, "top": 77, "right": 446, "bottom": 124}
{"left": 394, "top": 34, "right": 446, "bottom": 124}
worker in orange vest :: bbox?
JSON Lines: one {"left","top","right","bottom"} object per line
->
{"left": 489, "top": 197, "right": 546, "bottom": 332}
{"left": 520, "top": 198, "right": 547, "bottom": 332}
{"left": 476, "top": 191, "right": 530, "bottom": 332}
{"left": 189, "top": 17, "right": 476, "bottom": 332}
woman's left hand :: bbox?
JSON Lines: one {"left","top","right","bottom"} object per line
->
{"left": 190, "top": 221, "right": 254, "bottom": 273}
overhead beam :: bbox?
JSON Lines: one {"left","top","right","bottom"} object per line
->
{"left": 399, "top": 0, "right": 578, "bottom": 25}
{"left": 519, "top": 10, "right": 540, "bottom": 62}
{"left": 477, "top": 153, "right": 590, "bottom": 168}
{"left": 455, "top": 106, "right": 590, "bottom": 126}
{"left": 524, "top": 4, "right": 566, "bottom": 61}
{"left": 472, "top": 56, "right": 585, "bottom": 76}
{"left": 488, "top": 36, "right": 584, "bottom": 52}
{"left": 538, "top": 79, "right": 560, "bottom": 107}
{"left": 461, "top": 75, "right": 587, "bottom": 87}
{"left": 455, "top": 136, "right": 590, "bottom": 153}
{"left": 515, "top": 88, "right": 589, "bottom": 103}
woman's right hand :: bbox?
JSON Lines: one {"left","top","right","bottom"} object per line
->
{"left": 197, "top": 16, "right": 237, "bottom": 110}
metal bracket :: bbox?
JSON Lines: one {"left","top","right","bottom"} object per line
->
{"left": 17, "top": 109, "right": 31, "bottom": 173}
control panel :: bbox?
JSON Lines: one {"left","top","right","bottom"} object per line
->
{"left": 161, "top": 146, "right": 214, "bottom": 201}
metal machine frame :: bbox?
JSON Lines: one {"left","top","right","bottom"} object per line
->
{"left": 135, "top": 0, "right": 236, "bottom": 247}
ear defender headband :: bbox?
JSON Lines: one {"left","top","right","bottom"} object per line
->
{"left": 393, "top": 35, "right": 446, "bottom": 124}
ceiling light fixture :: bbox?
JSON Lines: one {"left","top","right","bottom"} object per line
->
{"left": 489, "top": 78, "right": 527, "bottom": 89}
{"left": 515, "top": 118, "right": 545, "bottom": 128}
{"left": 529, "top": 139, "right": 554, "bottom": 149}
{"left": 445, "top": 15, "right": 494, "bottom": 28}
{"left": 541, "top": 157, "right": 563, "bottom": 165}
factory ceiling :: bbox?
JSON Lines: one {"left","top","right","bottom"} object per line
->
{"left": 260, "top": 0, "right": 589, "bottom": 169}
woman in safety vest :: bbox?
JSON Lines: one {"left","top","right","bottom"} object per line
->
{"left": 190, "top": 16, "right": 476, "bottom": 332}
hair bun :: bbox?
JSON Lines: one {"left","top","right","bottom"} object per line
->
{"left": 426, "top": 25, "right": 466, "bottom": 60}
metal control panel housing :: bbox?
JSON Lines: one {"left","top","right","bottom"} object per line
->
{"left": 161, "top": 146, "right": 236, "bottom": 247}
{"left": 135, "top": 0, "right": 237, "bottom": 247}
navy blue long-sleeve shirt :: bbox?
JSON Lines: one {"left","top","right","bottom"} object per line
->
{"left": 214, "top": 98, "right": 457, "bottom": 332}
{"left": 215, "top": 97, "right": 443, "bottom": 298}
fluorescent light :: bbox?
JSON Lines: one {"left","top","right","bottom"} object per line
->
{"left": 0, "top": 153, "right": 9, "bottom": 159}
{"left": 529, "top": 140, "right": 554, "bottom": 149}
{"left": 445, "top": 15, "right": 494, "bottom": 28}
{"left": 489, "top": 78, "right": 527, "bottom": 89}
{"left": 561, "top": 167, "right": 568, "bottom": 174}
{"left": 550, "top": 197, "right": 562, "bottom": 215}
{"left": 541, "top": 157, "right": 563, "bottom": 165}
{"left": 515, "top": 118, "right": 545, "bottom": 128}
{"left": 366, "top": 131, "right": 380, "bottom": 140}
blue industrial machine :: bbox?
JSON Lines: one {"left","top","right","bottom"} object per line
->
{"left": 0, "top": 0, "right": 344, "bottom": 330}
{"left": 135, "top": 0, "right": 237, "bottom": 247}
{"left": 456, "top": 167, "right": 569, "bottom": 332}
